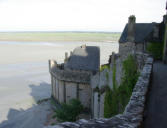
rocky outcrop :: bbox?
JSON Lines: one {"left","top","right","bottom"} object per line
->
{"left": 45, "top": 57, "right": 153, "bottom": 128}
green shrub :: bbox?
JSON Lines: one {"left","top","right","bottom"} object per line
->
{"left": 119, "top": 55, "right": 139, "bottom": 109}
{"left": 105, "top": 72, "right": 109, "bottom": 82}
{"left": 112, "top": 62, "right": 117, "bottom": 91}
{"left": 104, "top": 55, "right": 139, "bottom": 117}
{"left": 104, "top": 88, "right": 119, "bottom": 118}
{"left": 122, "top": 55, "right": 139, "bottom": 93}
{"left": 104, "top": 87, "right": 113, "bottom": 117}
{"left": 100, "top": 64, "right": 110, "bottom": 72}
{"left": 54, "top": 99, "right": 83, "bottom": 122}
{"left": 147, "top": 42, "right": 163, "bottom": 60}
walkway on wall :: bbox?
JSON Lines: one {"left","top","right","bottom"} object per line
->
{"left": 144, "top": 61, "right": 167, "bottom": 128}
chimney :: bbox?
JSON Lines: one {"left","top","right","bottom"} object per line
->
{"left": 127, "top": 15, "right": 136, "bottom": 42}
{"left": 70, "top": 51, "right": 73, "bottom": 56}
{"left": 81, "top": 44, "right": 86, "bottom": 49}
{"left": 163, "top": 15, "right": 167, "bottom": 24}
{"left": 64, "top": 52, "right": 68, "bottom": 63}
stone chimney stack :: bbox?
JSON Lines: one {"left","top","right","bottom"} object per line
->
{"left": 64, "top": 52, "right": 68, "bottom": 63}
{"left": 127, "top": 15, "right": 136, "bottom": 42}
{"left": 81, "top": 44, "right": 86, "bottom": 49}
{"left": 70, "top": 51, "right": 73, "bottom": 56}
{"left": 163, "top": 15, "right": 167, "bottom": 24}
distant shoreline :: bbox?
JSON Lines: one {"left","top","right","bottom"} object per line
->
{"left": 0, "top": 31, "right": 121, "bottom": 33}
{"left": 0, "top": 40, "right": 118, "bottom": 43}
{"left": 0, "top": 32, "right": 121, "bottom": 42}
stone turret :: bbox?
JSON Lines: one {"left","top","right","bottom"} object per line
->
{"left": 127, "top": 15, "right": 136, "bottom": 42}
{"left": 49, "top": 45, "right": 100, "bottom": 109}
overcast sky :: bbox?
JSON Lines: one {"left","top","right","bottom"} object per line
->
{"left": 0, "top": 0, "right": 166, "bottom": 32}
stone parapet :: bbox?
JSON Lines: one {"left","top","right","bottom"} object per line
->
{"left": 45, "top": 57, "right": 153, "bottom": 128}
{"left": 50, "top": 68, "right": 92, "bottom": 84}
{"left": 49, "top": 60, "right": 92, "bottom": 84}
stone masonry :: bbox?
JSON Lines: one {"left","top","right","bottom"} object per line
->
{"left": 49, "top": 45, "right": 100, "bottom": 109}
{"left": 45, "top": 57, "right": 153, "bottom": 128}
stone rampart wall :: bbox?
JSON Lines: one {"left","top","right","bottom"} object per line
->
{"left": 90, "top": 52, "right": 148, "bottom": 118}
{"left": 49, "top": 60, "right": 92, "bottom": 108}
{"left": 51, "top": 73, "right": 91, "bottom": 108}
{"left": 49, "top": 60, "right": 92, "bottom": 84}
{"left": 119, "top": 42, "right": 145, "bottom": 59}
{"left": 45, "top": 57, "right": 153, "bottom": 128}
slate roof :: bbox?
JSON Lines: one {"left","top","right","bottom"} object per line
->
{"left": 64, "top": 46, "right": 100, "bottom": 72}
{"left": 119, "top": 23, "right": 157, "bottom": 43}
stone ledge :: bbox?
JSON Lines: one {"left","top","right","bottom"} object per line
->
{"left": 50, "top": 68, "right": 92, "bottom": 84}
{"left": 45, "top": 57, "right": 153, "bottom": 128}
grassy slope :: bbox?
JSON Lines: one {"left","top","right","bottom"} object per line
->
{"left": 0, "top": 32, "right": 121, "bottom": 42}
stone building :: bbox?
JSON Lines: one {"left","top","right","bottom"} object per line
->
{"left": 90, "top": 15, "right": 164, "bottom": 118}
{"left": 119, "top": 15, "right": 165, "bottom": 57}
{"left": 49, "top": 45, "right": 100, "bottom": 109}
{"left": 48, "top": 15, "right": 165, "bottom": 119}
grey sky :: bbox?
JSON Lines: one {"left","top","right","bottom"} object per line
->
{"left": 0, "top": 0, "right": 166, "bottom": 32}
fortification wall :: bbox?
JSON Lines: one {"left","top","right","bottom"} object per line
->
{"left": 45, "top": 57, "right": 153, "bottom": 128}
{"left": 49, "top": 60, "right": 92, "bottom": 84}
{"left": 50, "top": 67, "right": 92, "bottom": 84}
{"left": 49, "top": 60, "right": 92, "bottom": 108}
{"left": 90, "top": 52, "right": 150, "bottom": 119}
{"left": 119, "top": 42, "right": 145, "bottom": 59}
{"left": 91, "top": 54, "right": 121, "bottom": 118}
{"left": 51, "top": 76, "right": 91, "bottom": 108}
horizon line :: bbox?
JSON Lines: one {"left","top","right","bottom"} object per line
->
{"left": 0, "top": 31, "right": 121, "bottom": 33}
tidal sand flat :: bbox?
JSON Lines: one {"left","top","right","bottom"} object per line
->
{"left": 0, "top": 32, "right": 120, "bottom": 42}
{"left": 0, "top": 41, "right": 118, "bottom": 128}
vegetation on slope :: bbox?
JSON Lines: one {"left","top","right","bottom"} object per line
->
{"left": 147, "top": 42, "right": 163, "bottom": 60}
{"left": 104, "top": 55, "right": 139, "bottom": 118}
{"left": 100, "top": 64, "right": 110, "bottom": 72}
{"left": 53, "top": 99, "right": 83, "bottom": 122}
